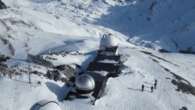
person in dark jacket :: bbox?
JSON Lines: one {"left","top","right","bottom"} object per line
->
{"left": 141, "top": 84, "right": 144, "bottom": 92}
{"left": 151, "top": 86, "right": 154, "bottom": 93}
{"left": 154, "top": 79, "right": 157, "bottom": 89}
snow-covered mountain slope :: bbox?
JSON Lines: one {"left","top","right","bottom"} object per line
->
{"left": 1, "top": 0, "right": 195, "bottom": 57}
{"left": 0, "top": 7, "right": 92, "bottom": 58}
{"left": 0, "top": 0, "right": 195, "bottom": 110}
{"left": 94, "top": 0, "right": 195, "bottom": 52}
{"left": 1, "top": 47, "right": 195, "bottom": 110}
{"left": 0, "top": 0, "right": 129, "bottom": 58}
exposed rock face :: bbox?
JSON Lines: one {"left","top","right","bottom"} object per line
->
{"left": 55, "top": 65, "right": 76, "bottom": 80}
{"left": 44, "top": 65, "right": 77, "bottom": 82}
{"left": 0, "top": 0, "right": 7, "bottom": 9}
{"left": 0, "top": 54, "right": 9, "bottom": 63}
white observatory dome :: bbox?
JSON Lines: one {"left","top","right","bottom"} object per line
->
{"left": 100, "top": 33, "right": 118, "bottom": 49}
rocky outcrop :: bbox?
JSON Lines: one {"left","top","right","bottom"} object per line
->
{"left": 0, "top": 0, "right": 7, "bottom": 9}
{"left": 0, "top": 54, "right": 9, "bottom": 63}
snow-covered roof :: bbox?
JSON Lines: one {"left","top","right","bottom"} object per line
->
{"left": 31, "top": 100, "right": 61, "bottom": 110}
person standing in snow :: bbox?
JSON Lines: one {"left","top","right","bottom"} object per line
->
{"left": 179, "top": 106, "right": 188, "bottom": 110}
{"left": 151, "top": 86, "right": 154, "bottom": 93}
{"left": 141, "top": 84, "right": 144, "bottom": 92}
{"left": 154, "top": 79, "right": 157, "bottom": 89}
